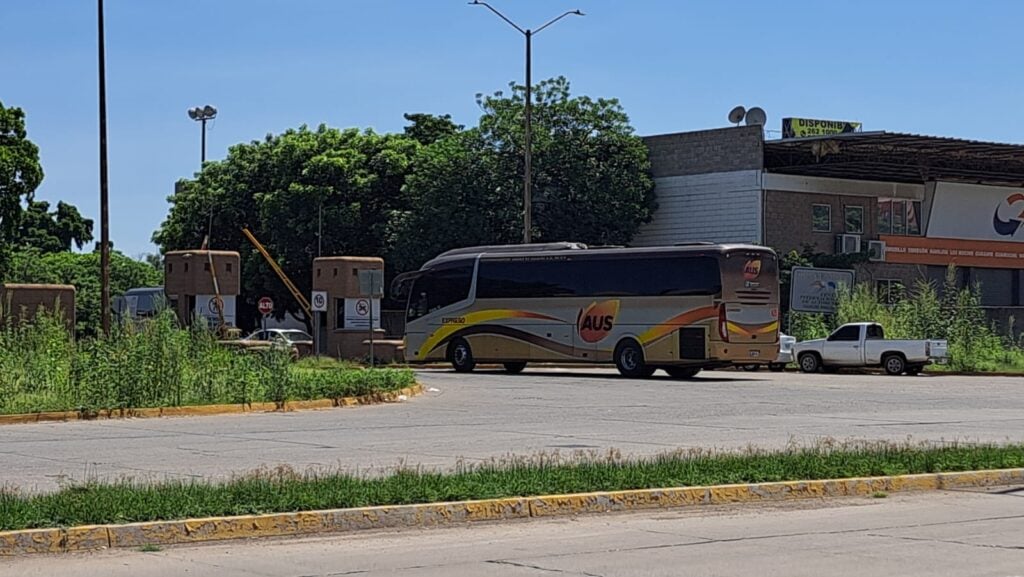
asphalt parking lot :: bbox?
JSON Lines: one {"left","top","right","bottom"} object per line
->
{"left": 2, "top": 368, "right": 1023, "bottom": 492}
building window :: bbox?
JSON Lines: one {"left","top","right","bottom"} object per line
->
{"left": 878, "top": 199, "right": 922, "bottom": 236}
{"left": 876, "top": 279, "right": 904, "bottom": 305}
{"left": 204, "top": 262, "right": 211, "bottom": 272}
{"left": 184, "top": 262, "right": 189, "bottom": 273}
{"left": 166, "top": 263, "right": 173, "bottom": 274}
{"left": 226, "top": 262, "right": 233, "bottom": 273}
{"left": 335, "top": 298, "right": 345, "bottom": 329}
{"left": 812, "top": 204, "right": 831, "bottom": 232}
{"left": 844, "top": 205, "right": 864, "bottom": 234}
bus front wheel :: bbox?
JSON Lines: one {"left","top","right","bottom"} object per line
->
{"left": 449, "top": 338, "right": 476, "bottom": 373}
{"left": 614, "top": 340, "right": 650, "bottom": 378}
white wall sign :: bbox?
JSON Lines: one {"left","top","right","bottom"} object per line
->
{"left": 789, "top": 267, "right": 855, "bottom": 314}
{"left": 195, "top": 295, "right": 236, "bottom": 326}
{"left": 928, "top": 182, "right": 1024, "bottom": 242}
{"left": 343, "top": 298, "right": 381, "bottom": 329}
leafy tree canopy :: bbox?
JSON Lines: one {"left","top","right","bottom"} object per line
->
{"left": 0, "top": 101, "right": 44, "bottom": 276}
{"left": 16, "top": 200, "right": 94, "bottom": 253}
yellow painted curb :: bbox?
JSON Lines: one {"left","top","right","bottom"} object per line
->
{"left": 0, "top": 384, "right": 423, "bottom": 427}
{"left": 2, "top": 467, "right": 1022, "bottom": 556}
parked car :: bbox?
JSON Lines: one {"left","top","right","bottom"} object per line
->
{"left": 793, "top": 322, "right": 948, "bottom": 376}
{"left": 240, "top": 329, "right": 314, "bottom": 357}
{"left": 740, "top": 333, "right": 797, "bottom": 372}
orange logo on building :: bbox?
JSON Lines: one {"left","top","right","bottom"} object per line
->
{"left": 577, "top": 300, "right": 620, "bottom": 343}
{"left": 743, "top": 259, "right": 762, "bottom": 281}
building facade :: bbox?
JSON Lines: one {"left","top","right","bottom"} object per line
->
{"left": 635, "top": 126, "right": 1024, "bottom": 327}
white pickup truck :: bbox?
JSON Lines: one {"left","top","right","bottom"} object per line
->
{"left": 793, "top": 322, "right": 948, "bottom": 376}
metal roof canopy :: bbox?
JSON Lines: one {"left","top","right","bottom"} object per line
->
{"left": 764, "top": 131, "right": 1024, "bottom": 187}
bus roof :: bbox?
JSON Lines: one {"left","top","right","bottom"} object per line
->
{"left": 420, "top": 243, "right": 774, "bottom": 270}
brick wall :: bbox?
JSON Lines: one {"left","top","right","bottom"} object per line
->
{"left": 765, "top": 190, "right": 877, "bottom": 255}
{"left": 643, "top": 126, "right": 764, "bottom": 178}
{"left": 0, "top": 284, "right": 75, "bottom": 329}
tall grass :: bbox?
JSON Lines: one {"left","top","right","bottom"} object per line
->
{"left": 0, "top": 310, "right": 414, "bottom": 415}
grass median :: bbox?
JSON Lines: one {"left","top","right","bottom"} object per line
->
{"left": 2, "top": 441, "right": 1023, "bottom": 531}
{"left": 0, "top": 311, "right": 415, "bottom": 415}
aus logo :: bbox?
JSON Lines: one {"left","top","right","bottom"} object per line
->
{"left": 993, "top": 193, "right": 1024, "bottom": 237}
{"left": 577, "top": 300, "right": 620, "bottom": 343}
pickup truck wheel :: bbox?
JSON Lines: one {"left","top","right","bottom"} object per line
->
{"left": 798, "top": 353, "right": 821, "bottom": 373}
{"left": 883, "top": 353, "right": 906, "bottom": 376}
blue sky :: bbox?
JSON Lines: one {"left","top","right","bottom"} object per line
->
{"left": 2, "top": 0, "right": 1021, "bottom": 257}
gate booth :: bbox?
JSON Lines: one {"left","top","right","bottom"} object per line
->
{"left": 163, "top": 250, "right": 241, "bottom": 331}
{"left": 312, "top": 256, "right": 402, "bottom": 362}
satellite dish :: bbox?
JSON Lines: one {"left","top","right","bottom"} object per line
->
{"left": 745, "top": 107, "right": 767, "bottom": 126}
{"left": 728, "top": 106, "right": 746, "bottom": 125}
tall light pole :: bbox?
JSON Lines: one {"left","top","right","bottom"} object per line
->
{"left": 187, "top": 105, "right": 218, "bottom": 165}
{"left": 98, "top": 0, "right": 111, "bottom": 336}
{"left": 469, "top": 1, "right": 583, "bottom": 244}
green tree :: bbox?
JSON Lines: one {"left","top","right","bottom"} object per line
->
{"left": 402, "top": 113, "right": 463, "bottom": 145}
{"left": 392, "top": 77, "right": 655, "bottom": 271}
{"left": 153, "top": 125, "right": 420, "bottom": 330}
{"left": 16, "top": 200, "right": 94, "bottom": 253}
{"left": 0, "top": 101, "right": 44, "bottom": 277}
{"left": 5, "top": 249, "right": 162, "bottom": 337}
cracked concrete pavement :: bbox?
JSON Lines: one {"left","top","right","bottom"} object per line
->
{"left": 5, "top": 488, "right": 1024, "bottom": 576}
{"left": 2, "top": 369, "right": 1024, "bottom": 492}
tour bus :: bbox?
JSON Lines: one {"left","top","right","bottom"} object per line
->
{"left": 392, "top": 242, "right": 779, "bottom": 378}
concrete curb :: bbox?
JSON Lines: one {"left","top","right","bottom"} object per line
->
{"left": 3, "top": 467, "right": 1022, "bottom": 556}
{"left": 0, "top": 384, "right": 423, "bottom": 426}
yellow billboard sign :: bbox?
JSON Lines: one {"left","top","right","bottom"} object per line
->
{"left": 782, "top": 118, "right": 861, "bottom": 139}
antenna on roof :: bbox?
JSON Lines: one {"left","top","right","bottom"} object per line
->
{"left": 745, "top": 107, "right": 767, "bottom": 127}
{"left": 728, "top": 106, "right": 746, "bottom": 126}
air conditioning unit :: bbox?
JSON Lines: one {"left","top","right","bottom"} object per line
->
{"left": 836, "top": 234, "right": 861, "bottom": 255}
{"left": 868, "top": 240, "right": 886, "bottom": 262}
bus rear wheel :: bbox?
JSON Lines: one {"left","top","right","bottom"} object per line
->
{"left": 614, "top": 340, "right": 650, "bottom": 378}
{"left": 503, "top": 362, "right": 526, "bottom": 374}
{"left": 449, "top": 338, "right": 476, "bottom": 373}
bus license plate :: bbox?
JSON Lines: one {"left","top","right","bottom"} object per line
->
{"left": 748, "top": 350, "right": 760, "bottom": 358}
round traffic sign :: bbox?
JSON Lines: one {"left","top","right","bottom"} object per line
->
{"left": 258, "top": 297, "right": 274, "bottom": 316}
{"left": 209, "top": 296, "right": 224, "bottom": 315}
{"left": 312, "top": 292, "right": 326, "bottom": 310}
{"left": 356, "top": 299, "right": 369, "bottom": 315}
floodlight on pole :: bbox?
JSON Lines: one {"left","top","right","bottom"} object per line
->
{"left": 469, "top": 1, "right": 583, "bottom": 244}
{"left": 187, "top": 105, "right": 218, "bottom": 165}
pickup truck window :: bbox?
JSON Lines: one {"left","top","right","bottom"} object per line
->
{"left": 866, "top": 325, "right": 885, "bottom": 340}
{"left": 828, "top": 325, "right": 860, "bottom": 341}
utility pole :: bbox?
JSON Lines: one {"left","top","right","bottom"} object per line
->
{"left": 98, "top": 0, "right": 111, "bottom": 336}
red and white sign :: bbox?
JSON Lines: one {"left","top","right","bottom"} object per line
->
{"left": 257, "top": 297, "right": 274, "bottom": 316}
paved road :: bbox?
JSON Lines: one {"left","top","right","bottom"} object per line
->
{"left": 2, "top": 369, "right": 1024, "bottom": 492}
{"left": 6, "top": 489, "right": 1024, "bottom": 576}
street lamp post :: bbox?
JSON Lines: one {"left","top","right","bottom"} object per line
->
{"left": 187, "top": 105, "right": 218, "bottom": 165}
{"left": 469, "top": 1, "right": 583, "bottom": 244}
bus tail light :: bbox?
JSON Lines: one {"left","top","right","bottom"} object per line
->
{"left": 718, "top": 306, "right": 729, "bottom": 342}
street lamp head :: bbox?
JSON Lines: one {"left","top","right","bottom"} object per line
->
{"left": 573, "top": 10, "right": 585, "bottom": 16}
{"left": 187, "top": 107, "right": 199, "bottom": 120}
{"left": 203, "top": 105, "right": 217, "bottom": 118}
